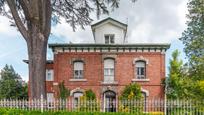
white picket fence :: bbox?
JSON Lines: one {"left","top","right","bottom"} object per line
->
{"left": 0, "top": 98, "right": 203, "bottom": 115}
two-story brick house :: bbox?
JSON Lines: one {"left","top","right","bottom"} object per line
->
{"left": 28, "top": 17, "right": 170, "bottom": 111}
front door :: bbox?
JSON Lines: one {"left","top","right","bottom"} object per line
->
{"left": 104, "top": 91, "right": 116, "bottom": 112}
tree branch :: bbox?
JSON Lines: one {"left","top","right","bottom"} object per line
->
{"left": 6, "top": 0, "right": 28, "bottom": 40}
{"left": 43, "top": 0, "right": 51, "bottom": 38}
{"left": 19, "top": 0, "right": 33, "bottom": 20}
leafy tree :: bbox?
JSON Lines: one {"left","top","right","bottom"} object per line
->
{"left": 0, "top": 64, "right": 28, "bottom": 99}
{"left": 194, "top": 80, "right": 204, "bottom": 100}
{"left": 0, "top": 0, "right": 136, "bottom": 99}
{"left": 58, "top": 81, "right": 70, "bottom": 100}
{"left": 166, "top": 50, "right": 194, "bottom": 99}
{"left": 180, "top": 0, "right": 204, "bottom": 80}
{"left": 120, "top": 83, "right": 142, "bottom": 100}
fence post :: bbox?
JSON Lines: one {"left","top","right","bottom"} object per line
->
{"left": 40, "top": 94, "right": 44, "bottom": 113}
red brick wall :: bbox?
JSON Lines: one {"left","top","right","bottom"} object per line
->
{"left": 45, "top": 52, "right": 166, "bottom": 99}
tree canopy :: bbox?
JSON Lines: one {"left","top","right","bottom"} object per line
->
{"left": 180, "top": 0, "right": 204, "bottom": 80}
{"left": 0, "top": 64, "right": 28, "bottom": 99}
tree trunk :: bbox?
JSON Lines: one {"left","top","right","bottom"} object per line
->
{"left": 27, "top": 24, "right": 48, "bottom": 99}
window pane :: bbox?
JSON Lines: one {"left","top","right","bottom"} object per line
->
{"left": 74, "top": 62, "right": 83, "bottom": 70}
{"left": 110, "top": 35, "right": 115, "bottom": 44}
{"left": 104, "top": 59, "right": 114, "bottom": 68}
{"left": 105, "top": 35, "right": 109, "bottom": 44}
{"left": 104, "top": 69, "right": 109, "bottom": 76}
{"left": 46, "top": 69, "right": 54, "bottom": 81}
{"left": 74, "top": 62, "right": 84, "bottom": 79}
{"left": 110, "top": 68, "right": 114, "bottom": 76}
{"left": 136, "top": 61, "right": 145, "bottom": 67}
{"left": 141, "top": 68, "right": 145, "bottom": 75}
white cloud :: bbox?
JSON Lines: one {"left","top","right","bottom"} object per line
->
{"left": 51, "top": 0, "right": 188, "bottom": 44}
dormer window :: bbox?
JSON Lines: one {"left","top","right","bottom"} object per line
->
{"left": 105, "top": 34, "right": 115, "bottom": 44}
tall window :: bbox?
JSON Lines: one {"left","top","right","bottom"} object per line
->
{"left": 105, "top": 34, "right": 115, "bottom": 44}
{"left": 46, "top": 69, "right": 54, "bottom": 81}
{"left": 104, "top": 59, "right": 114, "bottom": 82}
{"left": 135, "top": 61, "right": 146, "bottom": 79}
{"left": 74, "top": 61, "right": 84, "bottom": 79}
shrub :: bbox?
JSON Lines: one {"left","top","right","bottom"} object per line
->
{"left": 120, "top": 83, "right": 142, "bottom": 100}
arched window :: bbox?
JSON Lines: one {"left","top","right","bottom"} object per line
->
{"left": 135, "top": 61, "right": 146, "bottom": 79}
{"left": 74, "top": 61, "right": 84, "bottom": 79}
{"left": 104, "top": 59, "right": 114, "bottom": 82}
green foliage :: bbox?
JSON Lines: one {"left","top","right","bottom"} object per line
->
{"left": 120, "top": 83, "right": 142, "bottom": 100}
{"left": 194, "top": 80, "right": 204, "bottom": 99}
{"left": 58, "top": 81, "right": 70, "bottom": 99}
{"left": 167, "top": 50, "right": 194, "bottom": 99}
{"left": 180, "top": 0, "right": 204, "bottom": 80}
{"left": 84, "top": 89, "right": 96, "bottom": 100}
{"left": 119, "top": 83, "right": 143, "bottom": 113}
{"left": 79, "top": 89, "right": 99, "bottom": 112}
{"left": 0, "top": 64, "right": 28, "bottom": 99}
{"left": 0, "top": 108, "right": 149, "bottom": 115}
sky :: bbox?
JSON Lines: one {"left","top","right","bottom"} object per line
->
{"left": 0, "top": 0, "right": 188, "bottom": 81}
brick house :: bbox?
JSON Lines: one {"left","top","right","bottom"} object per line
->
{"left": 27, "top": 17, "right": 170, "bottom": 111}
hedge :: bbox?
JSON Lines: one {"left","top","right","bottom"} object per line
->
{"left": 0, "top": 108, "right": 159, "bottom": 115}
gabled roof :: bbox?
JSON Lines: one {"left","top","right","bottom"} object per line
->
{"left": 91, "top": 17, "right": 128, "bottom": 42}
{"left": 91, "top": 17, "right": 127, "bottom": 28}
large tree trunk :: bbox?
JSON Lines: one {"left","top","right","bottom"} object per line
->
{"left": 27, "top": 24, "right": 48, "bottom": 99}
{"left": 6, "top": 0, "right": 51, "bottom": 99}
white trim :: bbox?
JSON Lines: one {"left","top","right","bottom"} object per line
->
{"left": 70, "top": 87, "right": 84, "bottom": 96}
{"left": 53, "top": 82, "right": 58, "bottom": 86}
{"left": 132, "top": 79, "right": 150, "bottom": 82}
{"left": 133, "top": 56, "right": 149, "bottom": 64}
{"left": 141, "top": 88, "right": 149, "bottom": 97}
{"left": 69, "top": 79, "right": 87, "bottom": 82}
{"left": 101, "top": 81, "right": 118, "bottom": 85}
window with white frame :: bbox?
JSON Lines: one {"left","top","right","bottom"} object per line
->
{"left": 105, "top": 34, "right": 115, "bottom": 44}
{"left": 135, "top": 61, "right": 146, "bottom": 79}
{"left": 104, "top": 59, "right": 114, "bottom": 82}
{"left": 74, "top": 61, "right": 84, "bottom": 79}
{"left": 46, "top": 69, "right": 54, "bottom": 81}
{"left": 73, "top": 92, "right": 83, "bottom": 108}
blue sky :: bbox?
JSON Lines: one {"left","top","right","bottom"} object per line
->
{"left": 0, "top": 0, "right": 188, "bottom": 81}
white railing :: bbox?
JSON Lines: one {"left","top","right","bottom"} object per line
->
{"left": 0, "top": 98, "right": 203, "bottom": 114}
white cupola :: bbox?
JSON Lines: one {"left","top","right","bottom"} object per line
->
{"left": 91, "top": 17, "right": 127, "bottom": 44}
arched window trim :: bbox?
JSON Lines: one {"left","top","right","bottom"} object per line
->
{"left": 103, "top": 57, "right": 116, "bottom": 62}
{"left": 133, "top": 56, "right": 149, "bottom": 65}
{"left": 141, "top": 88, "right": 149, "bottom": 97}
{"left": 71, "top": 58, "right": 85, "bottom": 65}
{"left": 70, "top": 87, "right": 84, "bottom": 96}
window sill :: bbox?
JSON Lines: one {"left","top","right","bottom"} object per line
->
{"left": 101, "top": 81, "right": 118, "bottom": 85}
{"left": 46, "top": 80, "right": 54, "bottom": 82}
{"left": 132, "top": 79, "right": 150, "bottom": 82}
{"left": 69, "top": 79, "right": 87, "bottom": 82}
